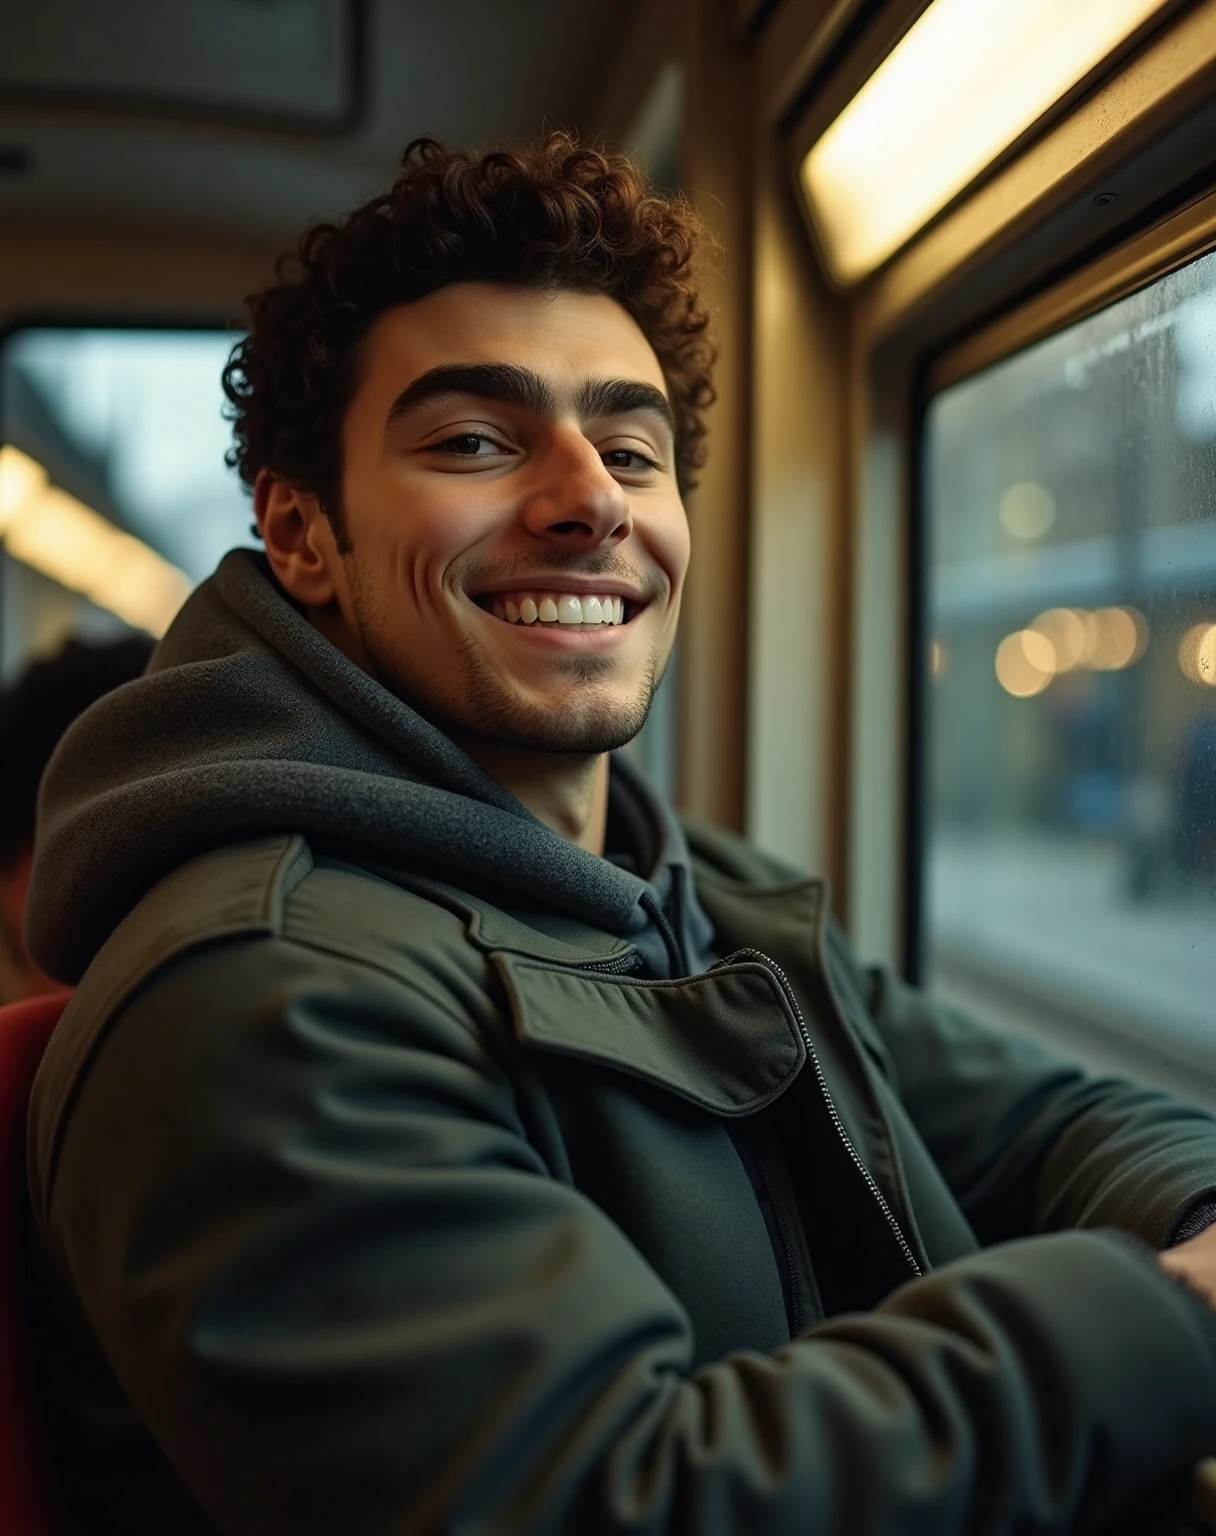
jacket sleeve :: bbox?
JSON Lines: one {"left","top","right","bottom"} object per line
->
{"left": 824, "top": 920, "right": 1216, "bottom": 1249}
{"left": 40, "top": 935, "right": 1216, "bottom": 1536}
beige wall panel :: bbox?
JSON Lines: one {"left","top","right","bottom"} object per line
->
{"left": 0, "top": 227, "right": 279, "bottom": 321}
{"left": 677, "top": 0, "right": 751, "bottom": 830}
{"left": 593, "top": 0, "right": 682, "bottom": 147}
{"left": 746, "top": 145, "right": 846, "bottom": 886}
{"left": 846, "top": 391, "right": 904, "bottom": 967}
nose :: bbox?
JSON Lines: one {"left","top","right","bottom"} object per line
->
{"left": 519, "top": 433, "right": 633, "bottom": 549}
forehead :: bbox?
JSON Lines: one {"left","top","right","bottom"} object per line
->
{"left": 357, "top": 283, "right": 669, "bottom": 401}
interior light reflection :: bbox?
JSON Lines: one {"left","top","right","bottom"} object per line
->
{"left": 1030, "top": 607, "right": 1087, "bottom": 671}
{"left": 996, "top": 605, "right": 1147, "bottom": 697}
{"left": 0, "top": 444, "right": 191, "bottom": 635}
{"left": 1179, "top": 622, "right": 1216, "bottom": 686}
{"left": 999, "top": 482, "right": 1056, "bottom": 541}
{"left": 1086, "top": 606, "right": 1143, "bottom": 670}
{"left": 995, "top": 630, "right": 1053, "bottom": 698}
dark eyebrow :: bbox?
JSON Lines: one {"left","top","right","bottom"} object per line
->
{"left": 383, "top": 362, "right": 675, "bottom": 444}
{"left": 384, "top": 363, "right": 555, "bottom": 429}
{"left": 576, "top": 377, "right": 676, "bottom": 443}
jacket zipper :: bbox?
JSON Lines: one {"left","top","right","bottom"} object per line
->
{"left": 714, "top": 947, "right": 923, "bottom": 1281}
{"left": 574, "top": 940, "right": 920, "bottom": 1288}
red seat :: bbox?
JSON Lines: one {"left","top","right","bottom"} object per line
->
{"left": 0, "top": 991, "right": 71, "bottom": 1536}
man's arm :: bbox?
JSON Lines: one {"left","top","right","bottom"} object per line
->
{"left": 35, "top": 934, "right": 1216, "bottom": 1535}
{"left": 825, "top": 921, "right": 1216, "bottom": 1249}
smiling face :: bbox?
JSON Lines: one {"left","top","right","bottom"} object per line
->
{"left": 270, "top": 282, "right": 690, "bottom": 757}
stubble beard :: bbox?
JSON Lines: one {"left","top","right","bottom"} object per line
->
{"left": 359, "top": 611, "right": 665, "bottom": 756}
{"left": 450, "top": 633, "right": 663, "bottom": 754}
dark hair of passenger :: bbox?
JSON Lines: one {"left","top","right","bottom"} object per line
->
{"left": 0, "top": 633, "right": 155, "bottom": 870}
{"left": 221, "top": 131, "right": 716, "bottom": 549}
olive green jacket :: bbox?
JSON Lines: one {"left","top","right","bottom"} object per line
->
{"left": 27, "top": 821, "right": 1216, "bottom": 1535}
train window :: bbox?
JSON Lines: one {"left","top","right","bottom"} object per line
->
{"left": 0, "top": 326, "right": 249, "bottom": 678}
{"left": 924, "top": 243, "right": 1216, "bottom": 1078}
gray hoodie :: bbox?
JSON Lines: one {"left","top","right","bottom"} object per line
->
{"left": 27, "top": 548, "right": 715, "bottom": 986}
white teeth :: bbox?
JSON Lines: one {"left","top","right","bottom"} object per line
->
{"left": 486, "top": 592, "right": 630, "bottom": 625}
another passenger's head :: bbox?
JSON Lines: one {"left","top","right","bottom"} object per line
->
{"left": 0, "top": 633, "right": 154, "bottom": 1000}
{"left": 224, "top": 133, "right": 713, "bottom": 760}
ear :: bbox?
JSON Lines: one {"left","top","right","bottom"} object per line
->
{"left": 254, "top": 469, "right": 342, "bottom": 607}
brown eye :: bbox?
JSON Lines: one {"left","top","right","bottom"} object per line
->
{"left": 603, "top": 448, "right": 659, "bottom": 471}
{"left": 439, "top": 433, "right": 495, "bottom": 456}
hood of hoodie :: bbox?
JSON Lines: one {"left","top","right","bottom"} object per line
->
{"left": 27, "top": 549, "right": 715, "bottom": 985}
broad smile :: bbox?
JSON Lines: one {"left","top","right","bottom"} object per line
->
{"left": 473, "top": 588, "right": 636, "bottom": 629}
{"left": 465, "top": 590, "right": 647, "bottom": 650}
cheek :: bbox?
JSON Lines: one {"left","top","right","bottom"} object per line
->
{"left": 346, "top": 449, "right": 484, "bottom": 558}
{"left": 650, "top": 505, "right": 692, "bottom": 598}
{"left": 349, "top": 504, "right": 443, "bottom": 596}
{"left": 380, "top": 478, "right": 502, "bottom": 578}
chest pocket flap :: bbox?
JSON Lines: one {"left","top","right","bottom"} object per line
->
{"left": 493, "top": 955, "right": 806, "bottom": 1116}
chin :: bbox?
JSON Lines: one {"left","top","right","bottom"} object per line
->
{"left": 460, "top": 692, "right": 652, "bottom": 756}
{"left": 376, "top": 639, "right": 664, "bottom": 757}
{"left": 446, "top": 644, "right": 663, "bottom": 754}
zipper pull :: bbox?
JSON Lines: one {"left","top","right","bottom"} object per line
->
{"left": 578, "top": 949, "right": 643, "bottom": 976}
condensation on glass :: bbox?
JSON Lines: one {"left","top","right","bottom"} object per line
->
{"left": 0, "top": 328, "right": 251, "bottom": 679}
{"left": 924, "top": 248, "right": 1216, "bottom": 1066}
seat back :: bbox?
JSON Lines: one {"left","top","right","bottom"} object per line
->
{"left": 0, "top": 991, "right": 71, "bottom": 1536}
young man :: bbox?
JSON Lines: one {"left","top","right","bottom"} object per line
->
{"left": 23, "top": 135, "right": 1216, "bottom": 1535}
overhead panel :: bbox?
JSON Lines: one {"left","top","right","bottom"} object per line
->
{"left": 0, "top": 0, "right": 362, "bottom": 132}
{"left": 798, "top": 0, "right": 1169, "bottom": 286}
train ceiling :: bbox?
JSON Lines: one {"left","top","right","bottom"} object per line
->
{"left": 0, "top": 0, "right": 634, "bottom": 240}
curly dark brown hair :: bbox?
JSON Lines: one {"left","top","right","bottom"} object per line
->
{"left": 222, "top": 132, "right": 716, "bottom": 543}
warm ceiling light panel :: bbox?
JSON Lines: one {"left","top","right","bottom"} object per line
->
{"left": 0, "top": 443, "right": 191, "bottom": 635}
{"left": 800, "top": 0, "right": 1167, "bottom": 285}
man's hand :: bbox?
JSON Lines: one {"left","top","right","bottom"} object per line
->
{"left": 1162, "top": 1226, "right": 1216, "bottom": 1311}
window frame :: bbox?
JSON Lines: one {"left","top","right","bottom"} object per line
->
{"left": 926, "top": 189, "right": 1216, "bottom": 400}
{"left": 909, "top": 186, "right": 1216, "bottom": 988}
{"left": 910, "top": 182, "right": 1216, "bottom": 980}
{"left": 814, "top": 0, "right": 1216, "bottom": 978}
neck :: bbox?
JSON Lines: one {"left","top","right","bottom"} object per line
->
{"left": 452, "top": 737, "right": 610, "bottom": 855}
{"left": 302, "top": 604, "right": 610, "bottom": 854}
